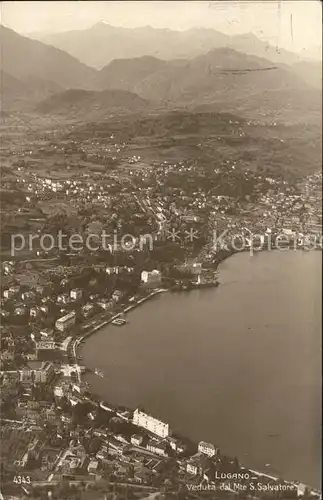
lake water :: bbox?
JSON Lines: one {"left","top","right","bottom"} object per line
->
{"left": 81, "top": 250, "right": 321, "bottom": 487}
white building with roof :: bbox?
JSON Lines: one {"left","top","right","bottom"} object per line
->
{"left": 35, "top": 340, "right": 56, "bottom": 351}
{"left": 141, "top": 270, "right": 161, "bottom": 287}
{"left": 198, "top": 441, "right": 218, "bottom": 457}
{"left": 55, "top": 311, "right": 76, "bottom": 332}
{"left": 70, "top": 288, "right": 83, "bottom": 301}
{"left": 133, "top": 408, "right": 169, "bottom": 438}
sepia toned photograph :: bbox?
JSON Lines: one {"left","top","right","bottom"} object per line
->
{"left": 0, "top": 1, "right": 322, "bottom": 499}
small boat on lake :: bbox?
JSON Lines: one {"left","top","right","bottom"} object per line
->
{"left": 112, "top": 313, "right": 127, "bottom": 326}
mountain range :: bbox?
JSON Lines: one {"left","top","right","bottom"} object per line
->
{"left": 0, "top": 24, "right": 321, "bottom": 122}
{"left": 0, "top": 25, "right": 99, "bottom": 90}
{"left": 98, "top": 49, "right": 309, "bottom": 101}
{"left": 32, "top": 22, "right": 321, "bottom": 70}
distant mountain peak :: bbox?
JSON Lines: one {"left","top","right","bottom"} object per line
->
{"left": 35, "top": 22, "right": 315, "bottom": 70}
{"left": 90, "top": 21, "right": 113, "bottom": 29}
{"left": 0, "top": 24, "right": 15, "bottom": 34}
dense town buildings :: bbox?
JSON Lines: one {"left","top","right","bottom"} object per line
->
{"left": 0, "top": 88, "right": 321, "bottom": 500}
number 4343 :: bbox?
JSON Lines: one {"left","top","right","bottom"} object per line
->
{"left": 13, "top": 476, "right": 31, "bottom": 484}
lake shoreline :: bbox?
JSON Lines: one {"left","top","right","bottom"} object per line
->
{"left": 77, "top": 250, "right": 321, "bottom": 490}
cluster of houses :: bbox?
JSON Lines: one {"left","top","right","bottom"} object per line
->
{"left": 130, "top": 407, "right": 218, "bottom": 470}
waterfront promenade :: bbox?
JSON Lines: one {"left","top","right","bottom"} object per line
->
{"left": 71, "top": 288, "right": 168, "bottom": 361}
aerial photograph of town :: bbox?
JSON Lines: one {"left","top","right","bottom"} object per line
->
{"left": 0, "top": 1, "right": 322, "bottom": 499}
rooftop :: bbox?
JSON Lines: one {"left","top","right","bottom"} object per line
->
{"left": 134, "top": 407, "right": 169, "bottom": 426}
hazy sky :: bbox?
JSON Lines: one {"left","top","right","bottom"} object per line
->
{"left": 1, "top": 1, "right": 322, "bottom": 53}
